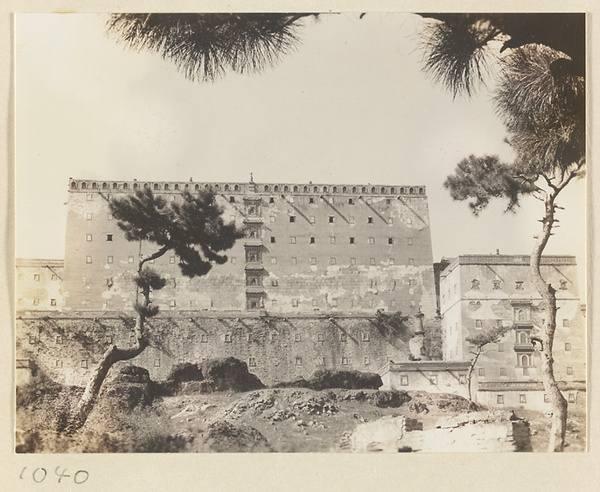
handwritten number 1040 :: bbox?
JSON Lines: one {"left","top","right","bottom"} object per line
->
{"left": 20, "top": 467, "right": 89, "bottom": 484}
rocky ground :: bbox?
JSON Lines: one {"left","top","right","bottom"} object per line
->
{"left": 16, "top": 361, "right": 586, "bottom": 453}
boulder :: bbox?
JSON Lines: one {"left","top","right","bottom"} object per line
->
{"left": 200, "top": 357, "right": 265, "bottom": 392}
{"left": 306, "top": 369, "right": 383, "bottom": 390}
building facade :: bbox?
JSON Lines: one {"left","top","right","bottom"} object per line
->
{"left": 16, "top": 259, "right": 64, "bottom": 311}
{"left": 439, "top": 254, "right": 586, "bottom": 410}
{"left": 62, "top": 178, "right": 436, "bottom": 317}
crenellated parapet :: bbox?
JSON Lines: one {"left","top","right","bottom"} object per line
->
{"left": 68, "top": 178, "right": 427, "bottom": 197}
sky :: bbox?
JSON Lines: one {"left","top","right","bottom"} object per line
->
{"left": 15, "top": 13, "right": 586, "bottom": 289}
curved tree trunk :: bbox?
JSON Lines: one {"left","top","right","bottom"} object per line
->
{"left": 466, "top": 349, "right": 481, "bottom": 402}
{"left": 531, "top": 188, "right": 568, "bottom": 452}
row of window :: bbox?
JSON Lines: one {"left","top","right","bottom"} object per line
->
{"left": 469, "top": 278, "right": 569, "bottom": 291}
{"left": 242, "top": 256, "right": 416, "bottom": 266}
{"left": 28, "top": 298, "right": 57, "bottom": 306}
{"left": 495, "top": 393, "right": 577, "bottom": 404}
{"left": 72, "top": 181, "right": 425, "bottom": 196}
{"left": 267, "top": 235, "right": 412, "bottom": 245}
{"left": 31, "top": 273, "right": 59, "bottom": 281}
{"left": 473, "top": 318, "right": 572, "bottom": 329}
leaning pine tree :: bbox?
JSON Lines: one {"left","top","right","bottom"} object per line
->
{"left": 66, "top": 188, "right": 243, "bottom": 433}
{"left": 421, "top": 15, "right": 585, "bottom": 451}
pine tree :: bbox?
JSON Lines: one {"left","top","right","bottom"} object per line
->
{"left": 66, "top": 188, "right": 243, "bottom": 433}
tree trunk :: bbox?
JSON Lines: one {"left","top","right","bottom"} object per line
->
{"left": 530, "top": 190, "right": 568, "bottom": 452}
{"left": 466, "top": 349, "right": 481, "bottom": 402}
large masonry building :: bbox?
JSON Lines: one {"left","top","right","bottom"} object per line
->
{"left": 62, "top": 178, "right": 436, "bottom": 317}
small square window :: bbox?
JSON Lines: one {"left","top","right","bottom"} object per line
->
{"left": 563, "top": 319, "right": 570, "bottom": 327}
{"left": 430, "top": 375, "right": 438, "bottom": 385}
{"left": 370, "top": 258, "right": 376, "bottom": 265}
{"left": 328, "top": 216, "right": 334, "bottom": 223}
{"left": 270, "top": 236, "right": 276, "bottom": 243}
{"left": 51, "top": 274, "right": 57, "bottom": 281}
{"left": 200, "top": 334, "right": 208, "bottom": 343}
{"left": 29, "top": 335, "right": 36, "bottom": 344}
{"left": 106, "top": 234, "right": 113, "bottom": 242}
{"left": 224, "top": 334, "right": 232, "bottom": 343}
{"left": 367, "top": 217, "right": 373, "bottom": 224}
{"left": 50, "top": 299, "right": 57, "bottom": 306}
{"left": 544, "top": 394, "right": 550, "bottom": 403}
{"left": 493, "top": 280, "right": 501, "bottom": 290}
{"left": 349, "top": 216, "right": 355, "bottom": 224}
{"left": 310, "top": 257, "right": 317, "bottom": 265}
{"left": 519, "top": 394, "right": 527, "bottom": 404}
{"left": 33, "top": 273, "right": 40, "bottom": 281}
{"left": 86, "top": 256, "right": 92, "bottom": 264}
{"left": 248, "top": 357, "right": 256, "bottom": 367}
{"left": 107, "top": 256, "right": 113, "bottom": 264}
{"left": 169, "top": 300, "right": 176, "bottom": 307}
{"left": 291, "top": 257, "right": 297, "bottom": 264}
{"left": 340, "top": 333, "right": 347, "bottom": 342}
{"left": 515, "top": 281, "right": 524, "bottom": 290}
{"left": 271, "top": 257, "right": 277, "bottom": 264}
{"left": 350, "top": 258, "right": 356, "bottom": 265}
{"left": 271, "top": 279, "right": 278, "bottom": 286}
{"left": 475, "top": 319, "right": 482, "bottom": 328}
{"left": 289, "top": 216, "right": 296, "bottom": 223}
{"left": 270, "top": 216, "right": 276, "bottom": 223}
{"left": 478, "top": 368, "right": 485, "bottom": 377}
{"left": 316, "top": 356, "right": 325, "bottom": 366}
{"left": 368, "top": 237, "right": 375, "bottom": 244}
{"left": 497, "top": 395, "right": 504, "bottom": 404}
{"left": 348, "top": 198, "right": 354, "bottom": 205}
{"left": 309, "top": 197, "right": 315, "bottom": 204}
{"left": 107, "top": 214, "right": 113, "bottom": 220}
{"left": 229, "top": 196, "right": 235, "bottom": 203}
{"left": 565, "top": 343, "right": 572, "bottom": 351}
{"left": 295, "top": 357, "right": 302, "bottom": 366}
{"left": 295, "top": 334, "right": 302, "bottom": 342}
{"left": 388, "top": 237, "right": 394, "bottom": 245}
{"left": 292, "top": 299, "right": 299, "bottom": 307}
{"left": 55, "top": 359, "right": 63, "bottom": 368}
{"left": 311, "top": 299, "right": 318, "bottom": 306}
{"left": 566, "top": 366, "right": 574, "bottom": 375}
{"left": 154, "top": 359, "right": 161, "bottom": 367}
{"left": 341, "top": 357, "right": 349, "bottom": 365}
{"left": 362, "top": 332, "right": 370, "bottom": 342}
{"left": 81, "top": 360, "right": 88, "bottom": 369}
{"left": 86, "top": 234, "right": 93, "bottom": 242}
{"left": 310, "top": 216, "right": 315, "bottom": 223}
{"left": 128, "top": 256, "right": 134, "bottom": 263}
{"left": 330, "top": 257, "right": 337, "bottom": 265}
{"left": 169, "top": 256, "right": 176, "bottom": 264}
{"left": 400, "top": 375, "right": 409, "bottom": 386}
{"left": 406, "top": 218, "right": 413, "bottom": 225}
{"left": 349, "top": 237, "right": 355, "bottom": 244}
{"left": 269, "top": 197, "right": 275, "bottom": 203}
{"left": 310, "top": 236, "right": 315, "bottom": 244}
{"left": 86, "top": 213, "right": 92, "bottom": 220}
{"left": 290, "top": 236, "right": 296, "bottom": 244}
{"left": 568, "top": 393, "right": 576, "bottom": 403}
{"left": 317, "top": 333, "right": 324, "bottom": 342}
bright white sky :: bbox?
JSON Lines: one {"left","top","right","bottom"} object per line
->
{"left": 15, "top": 13, "right": 586, "bottom": 287}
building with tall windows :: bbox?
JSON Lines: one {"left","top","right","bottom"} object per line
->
{"left": 439, "top": 254, "right": 586, "bottom": 409}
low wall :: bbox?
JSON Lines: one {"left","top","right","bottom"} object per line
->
{"left": 16, "top": 311, "right": 428, "bottom": 386}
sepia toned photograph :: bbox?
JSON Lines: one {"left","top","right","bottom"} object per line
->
{"left": 14, "top": 11, "right": 586, "bottom": 455}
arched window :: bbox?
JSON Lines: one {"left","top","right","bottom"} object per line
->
{"left": 71, "top": 182, "right": 78, "bottom": 189}
{"left": 519, "top": 332, "right": 529, "bottom": 344}
{"left": 164, "top": 184, "right": 169, "bottom": 190}
{"left": 123, "top": 183, "right": 128, "bottom": 189}
{"left": 371, "top": 187, "right": 376, "bottom": 194}
{"left": 144, "top": 183, "right": 149, "bottom": 189}
{"left": 133, "top": 183, "right": 138, "bottom": 189}
{"left": 362, "top": 187, "right": 367, "bottom": 193}
{"left": 205, "top": 184, "right": 210, "bottom": 189}
{"left": 214, "top": 184, "right": 220, "bottom": 190}
{"left": 332, "top": 186, "right": 338, "bottom": 193}
{"left": 184, "top": 184, "right": 189, "bottom": 190}
{"left": 112, "top": 182, "right": 118, "bottom": 189}
{"left": 323, "top": 186, "right": 328, "bottom": 193}
{"left": 154, "top": 184, "right": 159, "bottom": 190}
{"left": 313, "top": 186, "right": 318, "bottom": 193}
{"left": 409, "top": 187, "right": 414, "bottom": 194}
{"left": 352, "top": 186, "right": 357, "bottom": 193}
{"left": 224, "top": 184, "right": 230, "bottom": 191}
{"left": 102, "top": 183, "right": 108, "bottom": 189}
{"left": 234, "top": 184, "right": 239, "bottom": 191}
{"left": 174, "top": 184, "right": 179, "bottom": 190}
{"left": 284, "top": 185, "right": 289, "bottom": 192}
{"left": 274, "top": 185, "right": 280, "bottom": 192}
{"left": 521, "top": 354, "right": 530, "bottom": 367}
{"left": 517, "top": 309, "right": 526, "bottom": 321}
{"left": 390, "top": 187, "right": 395, "bottom": 194}
{"left": 303, "top": 186, "right": 308, "bottom": 192}
{"left": 91, "top": 182, "right": 97, "bottom": 189}
{"left": 400, "top": 187, "right": 405, "bottom": 194}
{"left": 264, "top": 185, "right": 270, "bottom": 192}
{"left": 381, "top": 187, "right": 386, "bottom": 194}
{"left": 342, "top": 186, "right": 347, "bottom": 193}
{"left": 250, "top": 278, "right": 257, "bottom": 285}
{"left": 293, "top": 185, "right": 298, "bottom": 192}
{"left": 419, "top": 187, "right": 424, "bottom": 194}
{"left": 195, "top": 184, "right": 200, "bottom": 191}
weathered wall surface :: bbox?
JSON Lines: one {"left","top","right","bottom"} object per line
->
{"left": 16, "top": 312, "right": 427, "bottom": 386}
{"left": 16, "top": 259, "right": 64, "bottom": 311}
{"left": 62, "top": 179, "right": 436, "bottom": 317}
